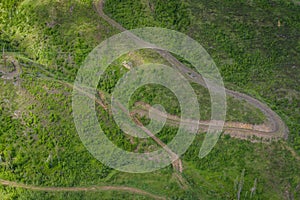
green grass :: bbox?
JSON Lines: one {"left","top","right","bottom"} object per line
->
{"left": 103, "top": 0, "right": 300, "bottom": 151}
{"left": 186, "top": 0, "right": 300, "bottom": 151}
{"left": 97, "top": 49, "right": 266, "bottom": 124}
{"left": 1, "top": 0, "right": 118, "bottom": 78}
{"left": 0, "top": 187, "right": 155, "bottom": 200}
{"left": 0, "top": 0, "right": 300, "bottom": 199}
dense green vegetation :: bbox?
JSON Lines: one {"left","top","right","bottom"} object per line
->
{"left": 104, "top": 0, "right": 191, "bottom": 31}
{"left": 98, "top": 49, "right": 266, "bottom": 124}
{"left": 0, "top": 188, "right": 155, "bottom": 200}
{"left": 1, "top": 0, "right": 118, "bottom": 79}
{"left": 0, "top": 0, "right": 299, "bottom": 199}
{"left": 186, "top": 0, "right": 300, "bottom": 151}
{"left": 129, "top": 82, "right": 265, "bottom": 124}
{"left": 104, "top": 0, "right": 300, "bottom": 151}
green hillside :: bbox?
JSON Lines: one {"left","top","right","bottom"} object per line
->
{"left": 0, "top": 0, "right": 299, "bottom": 199}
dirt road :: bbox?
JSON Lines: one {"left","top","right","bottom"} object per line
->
{"left": 0, "top": 1, "right": 291, "bottom": 197}
{"left": 95, "top": 0, "right": 289, "bottom": 140}
{"left": 0, "top": 179, "right": 165, "bottom": 199}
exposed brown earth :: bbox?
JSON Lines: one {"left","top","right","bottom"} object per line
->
{"left": 132, "top": 102, "right": 279, "bottom": 141}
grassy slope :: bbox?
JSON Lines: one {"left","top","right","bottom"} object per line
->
{"left": 103, "top": 0, "right": 300, "bottom": 198}
{"left": 104, "top": 0, "right": 300, "bottom": 150}
{"left": 185, "top": 0, "right": 300, "bottom": 150}
{"left": 0, "top": 0, "right": 185, "bottom": 199}
{"left": 0, "top": 0, "right": 299, "bottom": 199}
{"left": 99, "top": 49, "right": 266, "bottom": 124}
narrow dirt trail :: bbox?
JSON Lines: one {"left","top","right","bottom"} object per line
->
{"left": 95, "top": 0, "right": 289, "bottom": 141}
{"left": 0, "top": 59, "right": 167, "bottom": 199}
{"left": 0, "top": 179, "right": 165, "bottom": 200}
{"left": 7, "top": 56, "right": 184, "bottom": 173}
{"left": 113, "top": 100, "right": 183, "bottom": 172}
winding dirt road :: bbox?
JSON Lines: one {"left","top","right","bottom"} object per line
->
{"left": 95, "top": 0, "right": 289, "bottom": 140}
{"left": 132, "top": 102, "right": 279, "bottom": 140}
{"left": 0, "top": 1, "right": 291, "bottom": 198}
